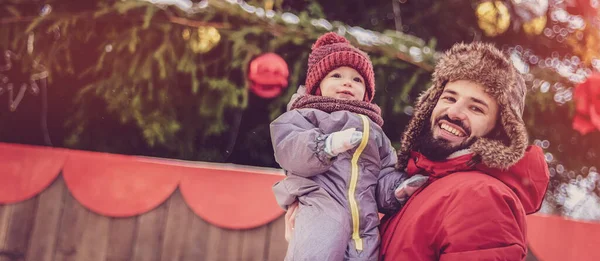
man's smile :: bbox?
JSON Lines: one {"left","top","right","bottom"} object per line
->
{"left": 434, "top": 119, "right": 470, "bottom": 143}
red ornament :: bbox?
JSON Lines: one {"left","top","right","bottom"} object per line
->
{"left": 248, "top": 53, "right": 289, "bottom": 99}
{"left": 566, "top": 0, "right": 598, "bottom": 18}
{"left": 573, "top": 73, "right": 600, "bottom": 135}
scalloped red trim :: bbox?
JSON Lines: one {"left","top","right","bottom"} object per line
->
{"left": 62, "top": 150, "right": 182, "bottom": 217}
{"left": 0, "top": 143, "right": 66, "bottom": 203}
{"left": 527, "top": 214, "right": 600, "bottom": 261}
{"left": 0, "top": 142, "right": 285, "bottom": 229}
{"left": 180, "top": 166, "right": 285, "bottom": 229}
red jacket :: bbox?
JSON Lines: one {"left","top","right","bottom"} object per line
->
{"left": 379, "top": 145, "right": 549, "bottom": 261}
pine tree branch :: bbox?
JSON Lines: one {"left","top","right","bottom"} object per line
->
{"left": 397, "top": 52, "right": 434, "bottom": 71}
{"left": 0, "top": 16, "right": 36, "bottom": 24}
{"left": 166, "top": 15, "right": 231, "bottom": 29}
{"left": 0, "top": 1, "right": 566, "bottom": 81}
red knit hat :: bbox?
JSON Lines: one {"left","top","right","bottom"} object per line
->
{"left": 305, "top": 32, "right": 376, "bottom": 102}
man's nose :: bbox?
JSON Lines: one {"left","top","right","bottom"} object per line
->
{"left": 342, "top": 79, "right": 352, "bottom": 87}
{"left": 446, "top": 103, "right": 467, "bottom": 121}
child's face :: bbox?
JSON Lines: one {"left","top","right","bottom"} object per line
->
{"left": 319, "top": 66, "right": 366, "bottom": 101}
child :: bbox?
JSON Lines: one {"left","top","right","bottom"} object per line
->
{"left": 271, "top": 32, "right": 425, "bottom": 260}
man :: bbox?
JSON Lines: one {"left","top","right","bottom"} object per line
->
{"left": 378, "top": 42, "right": 549, "bottom": 260}
{"left": 285, "top": 42, "right": 549, "bottom": 260}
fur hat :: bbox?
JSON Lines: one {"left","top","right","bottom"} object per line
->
{"left": 397, "top": 42, "right": 529, "bottom": 170}
{"left": 305, "top": 32, "right": 376, "bottom": 102}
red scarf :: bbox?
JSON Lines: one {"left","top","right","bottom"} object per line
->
{"left": 290, "top": 95, "right": 384, "bottom": 126}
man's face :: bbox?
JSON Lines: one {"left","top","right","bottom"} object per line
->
{"left": 418, "top": 80, "right": 499, "bottom": 160}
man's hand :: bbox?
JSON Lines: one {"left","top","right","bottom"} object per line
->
{"left": 395, "top": 174, "right": 428, "bottom": 203}
{"left": 284, "top": 200, "right": 299, "bottom": 243}
{"left": 324, "top": 128, "right": 363, "bottom": 157}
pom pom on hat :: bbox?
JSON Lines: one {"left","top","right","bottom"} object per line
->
{"left": 312, "top": 32, "right": 349, "bottom": 49}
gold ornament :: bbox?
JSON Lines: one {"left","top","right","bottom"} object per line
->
{"left": 476, "top": 1, "right": 511, "bottom": 37}
{"left": 182, "top": 28, "right": 191, "bottom": 40}
{"left": 190, "top": 26, "right": 221, "bottom": 54}
{"left": 566, "top": 27, "right": 600, "bottom": 66}
{"left": 523, "top": 15, "right": 547, "bottom": 35}
{"left": 265, "top": 0, "right": 274, "bottom": 11}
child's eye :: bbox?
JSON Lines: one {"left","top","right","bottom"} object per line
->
{"left": 353, "top": 77, "right": 363, "bottom": 83}
{"left": 331, "top": 73, "right": 341, "bottom": 78}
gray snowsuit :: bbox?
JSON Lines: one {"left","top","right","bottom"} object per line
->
{"left": 271, "top": 103, "right": 407, "bottom": 261}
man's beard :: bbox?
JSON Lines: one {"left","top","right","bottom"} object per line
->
{"left": 415, "top": 116, "right": 477, "bottom": 161}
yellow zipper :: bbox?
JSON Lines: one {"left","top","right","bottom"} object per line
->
{"left": 349, "top": 114, "right": 369, "bottom": 251}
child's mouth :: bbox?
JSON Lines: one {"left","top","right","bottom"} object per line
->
{"left": 337, "top": 91, "right": 354, "bottom": 98}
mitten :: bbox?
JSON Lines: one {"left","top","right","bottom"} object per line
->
{"left": 324, "top": 128, "right": 363, "bottom": 157}
{"left": 395, "top": 174, "right": 428, "bottom": 203}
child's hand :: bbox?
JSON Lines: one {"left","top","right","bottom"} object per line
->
{"left": 395, "top": 174, "right": 428, "bottom": 203}
{"left": 324, "top": 128, "right": 363, "bottom": 157}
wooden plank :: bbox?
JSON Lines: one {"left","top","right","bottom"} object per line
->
{"left": 160, "top": 190, "right": 192, "bottom": 261}
{"left": 53, "top": 188, "right": 90, "bottom": 261}
{"left": 25, "top": 177, "right": 66, "bottom": 261}
{"left": 105, "top": 217, "right": 138, "bottom": 261}
{"left": 0, "top": 203, "right": 12, "bottom": 253}
{"left": 265, "top": 216, "right": 287, "bottom": 261}
{"left": 73, "top": 211, "right": 110, "bottom": 261}
{"left": 240, "top": 226, "right": 269, "bottom": 261}
{"left": 0, "top": 203, "right": 13, "bottom": 261}
{"left": 0, "top": 196, "right": 38, "bottom": 261}
{"left": 181, "top": 212, "right": 211, "bottom": 261}
{"left": 131, "top": 200, "right": 168, "bottom": 261}
{"left": 204, "top": 226, "right": 243, "bottom": 261}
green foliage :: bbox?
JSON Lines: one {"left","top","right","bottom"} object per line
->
{"left": 1, "top": 0, "right": 597, "bottom": 180}
{"left": 0, "top": 0, "right": 255, "bottom": 160}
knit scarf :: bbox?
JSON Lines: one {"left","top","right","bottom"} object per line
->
{"left": 290, "top": 95, "right": 384, "bottom": 127}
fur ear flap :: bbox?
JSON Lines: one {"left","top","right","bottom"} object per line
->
{"left": 397, "top": 85, "right": 439, "bottom": 170}
{"left": 471, "top": 101, "right": 529, "bottom": 170}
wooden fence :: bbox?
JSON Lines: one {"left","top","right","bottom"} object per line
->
{"left": 0, "top": 176, "right": 287, "bottom": 261}
{"left": 2, "top": 142, "right": 600, "bottom": 261}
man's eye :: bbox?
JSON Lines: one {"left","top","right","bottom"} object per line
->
{"left": 442, "top": 96, "right": 456, "bottom": 102}
{"left": 471, "top": 106, "right": 484, "bottom": 113}
{"left": 353, "top": 77, "right": 363, "bottom": 83}
{"left": 331, "top": 73, "right": 341, "bottom": 78}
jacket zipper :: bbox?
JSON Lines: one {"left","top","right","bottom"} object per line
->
{"left": 349, "top": 114, "right": 370, "bottom": 251}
